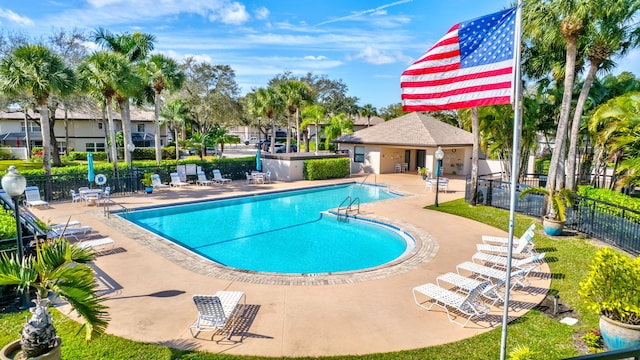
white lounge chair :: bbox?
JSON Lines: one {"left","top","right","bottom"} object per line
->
{"left": 77, "top": 237, "right": 115, "bottom": 252}
{"left": 412, "top": 281, "right": 490, "bottom": 327}
{"left": 195, "top": 172, "right": 215, "bottom": 186}
{"left": 49, "top": 220, "right": 82, "bottom": 230}
{"left": 476, "top": 233, "right": 535, "bottom": 257}
{"left": 472, "top": 252, "right": 546, "bottom": 271}
{"left": 482, "top": 224, "right": 536, "bottom": 245}
{"left": 213, "top": 169, "right": 232, "bottom": 184}
{"left": 47, "top": 226, "right": 93, "bottom": 240}
{"left": 170, "top": 172, "right": 190, "bottom": 187}
{"left": 23, "top": 186, "right": 49, "bottom": 208}
{"left": 151, "top": 174, "right": 170, "bottom": 190}
{"left": 190, "top": 291, "right": 246, "bottom": 339}
{"left": 456, "top": 261, "right": 535, "bottom": 289}
{"left": 436, "top": 272, "right": 506, "bottom": 307}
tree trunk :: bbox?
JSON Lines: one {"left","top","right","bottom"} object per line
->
{"left": 566, "top": 62, "right": 600, "bottom": 190}
{"left": 106, "top": 99, "right": 119, "bottom": 177}
{"left": 20, "top": 298, "right": 56, "bottom": 358}
{"left": 174, "top": 127, "right": 179, "bottom": 160}
{"left": 119, "top": 99, "right": 133, "bottom": 165}
{"left": 270, "top": 118, "right": 276, "bottom": 153}
{"left": 286, "top": 111, "right": 292, "bottom": 153}
{"left": 547, "top": 36, "right": 578, "bottom": 196}
{"left": 154, "top": 92, "right": 162, "bottom": 164}
{"left": 470, "top": 107, "right": 479, "bottom": 206}
{"left": 64, "top": 108, "right": 69, "bottom": 156}
{"left": 38, "top": 102, "right": 53, "bottom": 200}
{"left": 295, "top": 108, "right": 300, "bottom": 153}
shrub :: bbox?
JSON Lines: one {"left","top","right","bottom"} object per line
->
{"left": 0, "top": 147, "right": 12, "bottom": 160}
{"left": 582, "top": 329, "right": 603, "bottom": 353}
{"left": 303, "top": 158, "right": 350, "bottom": 180}
{"left": 0, "top": 209, "right": 17, "bottom": 240}
{"left": 509, "top": 345, "right": 537, "bottom": 360}
{"left": 578, "top": 247, "right": 640, "bottom": 325}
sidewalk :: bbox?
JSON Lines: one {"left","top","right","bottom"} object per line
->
{"left": 30, "top": 174, "right": 550, "bottom": 357}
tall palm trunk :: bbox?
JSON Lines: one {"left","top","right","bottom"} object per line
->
{"left": 118, "top": 98, "right": 133, "bottom": 165}
{"left": 154, "top": 92, "right": 162, "bottom": 164}
{"left": 566, "top": 62, "right": 600, "bottom": 190}
{"left": 106, "top": 99, "right": 119, "bottom": 177}
{"left": 295, "top": 108, "right": 300, "bottom": 153}
{"left": 270, "top": 118, "right": 276, "bottom": 153}
{"left": 38, "top": 102, "right": 53, "bottom": 200}
{"left": 547, "top": 35, "right": 579, "bottom": 196}
{"left": 286, "top": 111, "right": 292, "bottom": 153}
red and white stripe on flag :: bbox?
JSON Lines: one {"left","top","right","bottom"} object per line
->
{"left": 401, "top": 7, "right": 517, "bottom": 112}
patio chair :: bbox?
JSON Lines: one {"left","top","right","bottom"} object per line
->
{"left": 245, "top": 172, "right": 256, "bottom": 184}
{"left": 195, "top": 172, "right": 215, "bottom": 186}
{"left": 23, "top": 186, "right": 50, "bottom": 208}
{"left": 476, "top": 233, "right": 535, "bottom": 257}
{"left": 190, "top": 291, "right": 246, "bottom": 339}
{"left": 436, "top": 272, "right": 505, "bottom": 307}
{"left": 471, "top": 252, "right": 546, "bottom": 271}
{"left": 77, "top": 237, "right": 115, "bottom": 252}
{"left": 70, "top": 190, "right": 85, "bottom": 206}
{"left": 151, "top": 174, "right": 170, "bottom": 190}
{"left": 482, "top": 224, "right": 536, "bottom": 245}
{"left": 213, "top": 169, "right": 232, "bottom": 184}
{"left": 412, "top": 281, "right": 490, "bottom": 327}
{"left": 170, "top": 173, "right": 190, "bottom": 187}
{"left": 47, "top": 226, "right": 93, "bottom": 240}
{"left": 456, "top": 261, "right": 535, "bottom": 289}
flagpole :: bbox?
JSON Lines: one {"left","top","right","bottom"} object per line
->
{"left": 500, "top": 2, "right": 524, "bottom": 360}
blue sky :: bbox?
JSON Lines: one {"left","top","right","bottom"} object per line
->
{"left": 1, "top": 1, "right": 639, "bottom": 110}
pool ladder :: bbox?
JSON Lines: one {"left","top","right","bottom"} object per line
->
{"left": 337, "top": 196, "right": 360, "bottom": 222}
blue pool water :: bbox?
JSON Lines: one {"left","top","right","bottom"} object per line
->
{"left": 120, "top": 184, "right": 411, "bottom": 274}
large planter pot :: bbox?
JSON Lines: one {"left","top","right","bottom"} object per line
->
{"left": 1, "top": 338, "right": 61, "bottom": 360}
{"left": 600, "top": 315, "right": 640, "bottom": 351}
{"left": 542, "top": 216, "right": 564, "bottom": 236}
{"left": 144, "top": 186, "right": 153, "bottom": 194}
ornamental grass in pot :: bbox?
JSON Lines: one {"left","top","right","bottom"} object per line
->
{"left": 519, "top": 186, "right": 575, "bottom": 236}
{"left": 578, "top": 247, "right": 640, "bottom": 350}
{"left": 0, "top": 237, "right": 109, "bottom": 359}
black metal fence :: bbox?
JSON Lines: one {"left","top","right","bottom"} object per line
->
{"left": 466, "top": 177, "right": 640, "bottom": 255}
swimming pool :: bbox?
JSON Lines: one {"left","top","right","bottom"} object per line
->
{"left": 119, "top": 183, "right": 414, "bottom": 274}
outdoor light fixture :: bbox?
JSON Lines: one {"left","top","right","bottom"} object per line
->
{"left": 434, "top": 146, "right": 444, "bottom": 207}
{"left": 1, "top": 165, "right": 28, "bottom": 307}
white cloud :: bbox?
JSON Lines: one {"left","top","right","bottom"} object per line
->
{"left": 0, "top": 8, "right": 34, "bottom": 26}
{"left": 304, "top": 55, "right": 328, "bottom": 61}
{"left": 352, "top": 46, "right": 396, "bottom": 65}
{"left": 211, "top": 2, "right": 249, "bottom": 25}
{"left": 254, "top": 6, "right": 269, "bottom": 20}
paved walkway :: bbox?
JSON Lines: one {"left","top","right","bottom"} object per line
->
{"left": 30, "top": 174, "right": 550, "bottom": 357}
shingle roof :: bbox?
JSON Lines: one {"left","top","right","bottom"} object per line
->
{"left": 0, "top": 107, "right": 157, "bottom": 121}
{"left": 335, "top": 112, "right": 473, "bottom": 146}
{"left": 352, "top": 115, "right": 385, "bottom": 126}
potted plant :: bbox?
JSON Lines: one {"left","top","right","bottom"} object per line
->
{"left": 417, "top": 167, "right": 428, "bottom": 180}
{"left": 0, "top": 238, "right": 109, "bottom": 359}
{"left": 578, "top": 247, "right": 640, "bottom": 350}
{"left": 141, "top": 173, "right": 154, "bottom": 194}
{"left": 519, "top": 186, "right": 575, "bottom": 236}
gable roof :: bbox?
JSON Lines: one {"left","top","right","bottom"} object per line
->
{"left": 334, "top": 112, "right": 473, "bottom": 147}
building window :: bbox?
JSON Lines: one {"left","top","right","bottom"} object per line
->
{"left": 354, "top": 146, "right": 365, "bottom": 163}
{"left": 137, "top": 124, "right": 145, "bottom": 132}
{"left": 86, "top": 143, "right": 105, "bottom": 152}
{"left": 57, "top": 142, "right": 66, "bottom": 154}
{"left": 21, "top": 122, "right": 41, "bottom": 132}
{"left": 98, "top": 122, "right": 103, "bottom": 130}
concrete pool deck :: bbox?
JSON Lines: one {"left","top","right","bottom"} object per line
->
{"left": 30, "top": 173, "right": 550, "bottom": 357}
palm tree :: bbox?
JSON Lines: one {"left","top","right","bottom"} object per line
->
{"left": 589, "top": 92, "right": 640, "bottom": 189}
{"left": 161, "top": 98, "right": 190, "bottom": 160}
{"left": 248, "top": 87, "right": 285, "bottom": 153}
{"left": 359, "top": 104, "right": 377, "bottom": 127}
{"left": 523, "top": 0, "right": 590, "bottom": 192}
{"left": 301, "top": 105, "right": 326, "bottom": 155}
{"left": 0, "top": 44, "right": 75, "bottom": 194}
{"left": 77, "top": 51, "right": 135, "bottom": 177}
{"left": 565, "top": 0, "right": 640, "bottom": 189}
{"left": 93, "top": 29, "right": 156, "bottom": 164}
{"left": 278, "top": 80, "right": 313, "bottom": 153}
{"left": 323, "top": 113, "right": 353, "bottom": 150}
{"left": 140, "top": 54, "right": 185, "bottom": 164}
{"left": 0, "top": 238, "right": 109, "bottom": 358}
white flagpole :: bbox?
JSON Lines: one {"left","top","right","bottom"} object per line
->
{"left": 500, "top": 2, "right": 524, "bottom": 360}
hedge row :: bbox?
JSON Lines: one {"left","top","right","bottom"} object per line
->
{"left": 303, "top": 158, "right": 350, "bottom": 180}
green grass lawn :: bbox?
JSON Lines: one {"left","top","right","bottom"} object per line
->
{"left": 0, "top": 199, "right": 601, "bottom": 359}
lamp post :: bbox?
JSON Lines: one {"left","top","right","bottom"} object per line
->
{"left": 2, "top": 165, "right": 27, "bottom": 307}
{"left": 434, "top": 146, "right": 444, "bottom": 207}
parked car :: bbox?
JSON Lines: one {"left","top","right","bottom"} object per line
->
{"left": 244, "top": 137, "right": 259, "bottom": 146}
{"left": 275, "top": 144, "right": 297, "bottom": 153}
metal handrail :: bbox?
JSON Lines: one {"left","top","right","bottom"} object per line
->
{"left": 104, "top": 199, "right": 129, "bottom": 218}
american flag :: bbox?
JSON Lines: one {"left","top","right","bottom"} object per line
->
{"left": 401, "top": 7, "right": 517, "bottom": 112}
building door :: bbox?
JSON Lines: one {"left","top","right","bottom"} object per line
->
{"left": 416, "top": 150, "right": 425, "bottom": 169}
{"left": 404, "top": 150, "right": 411, "bottom": 171}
